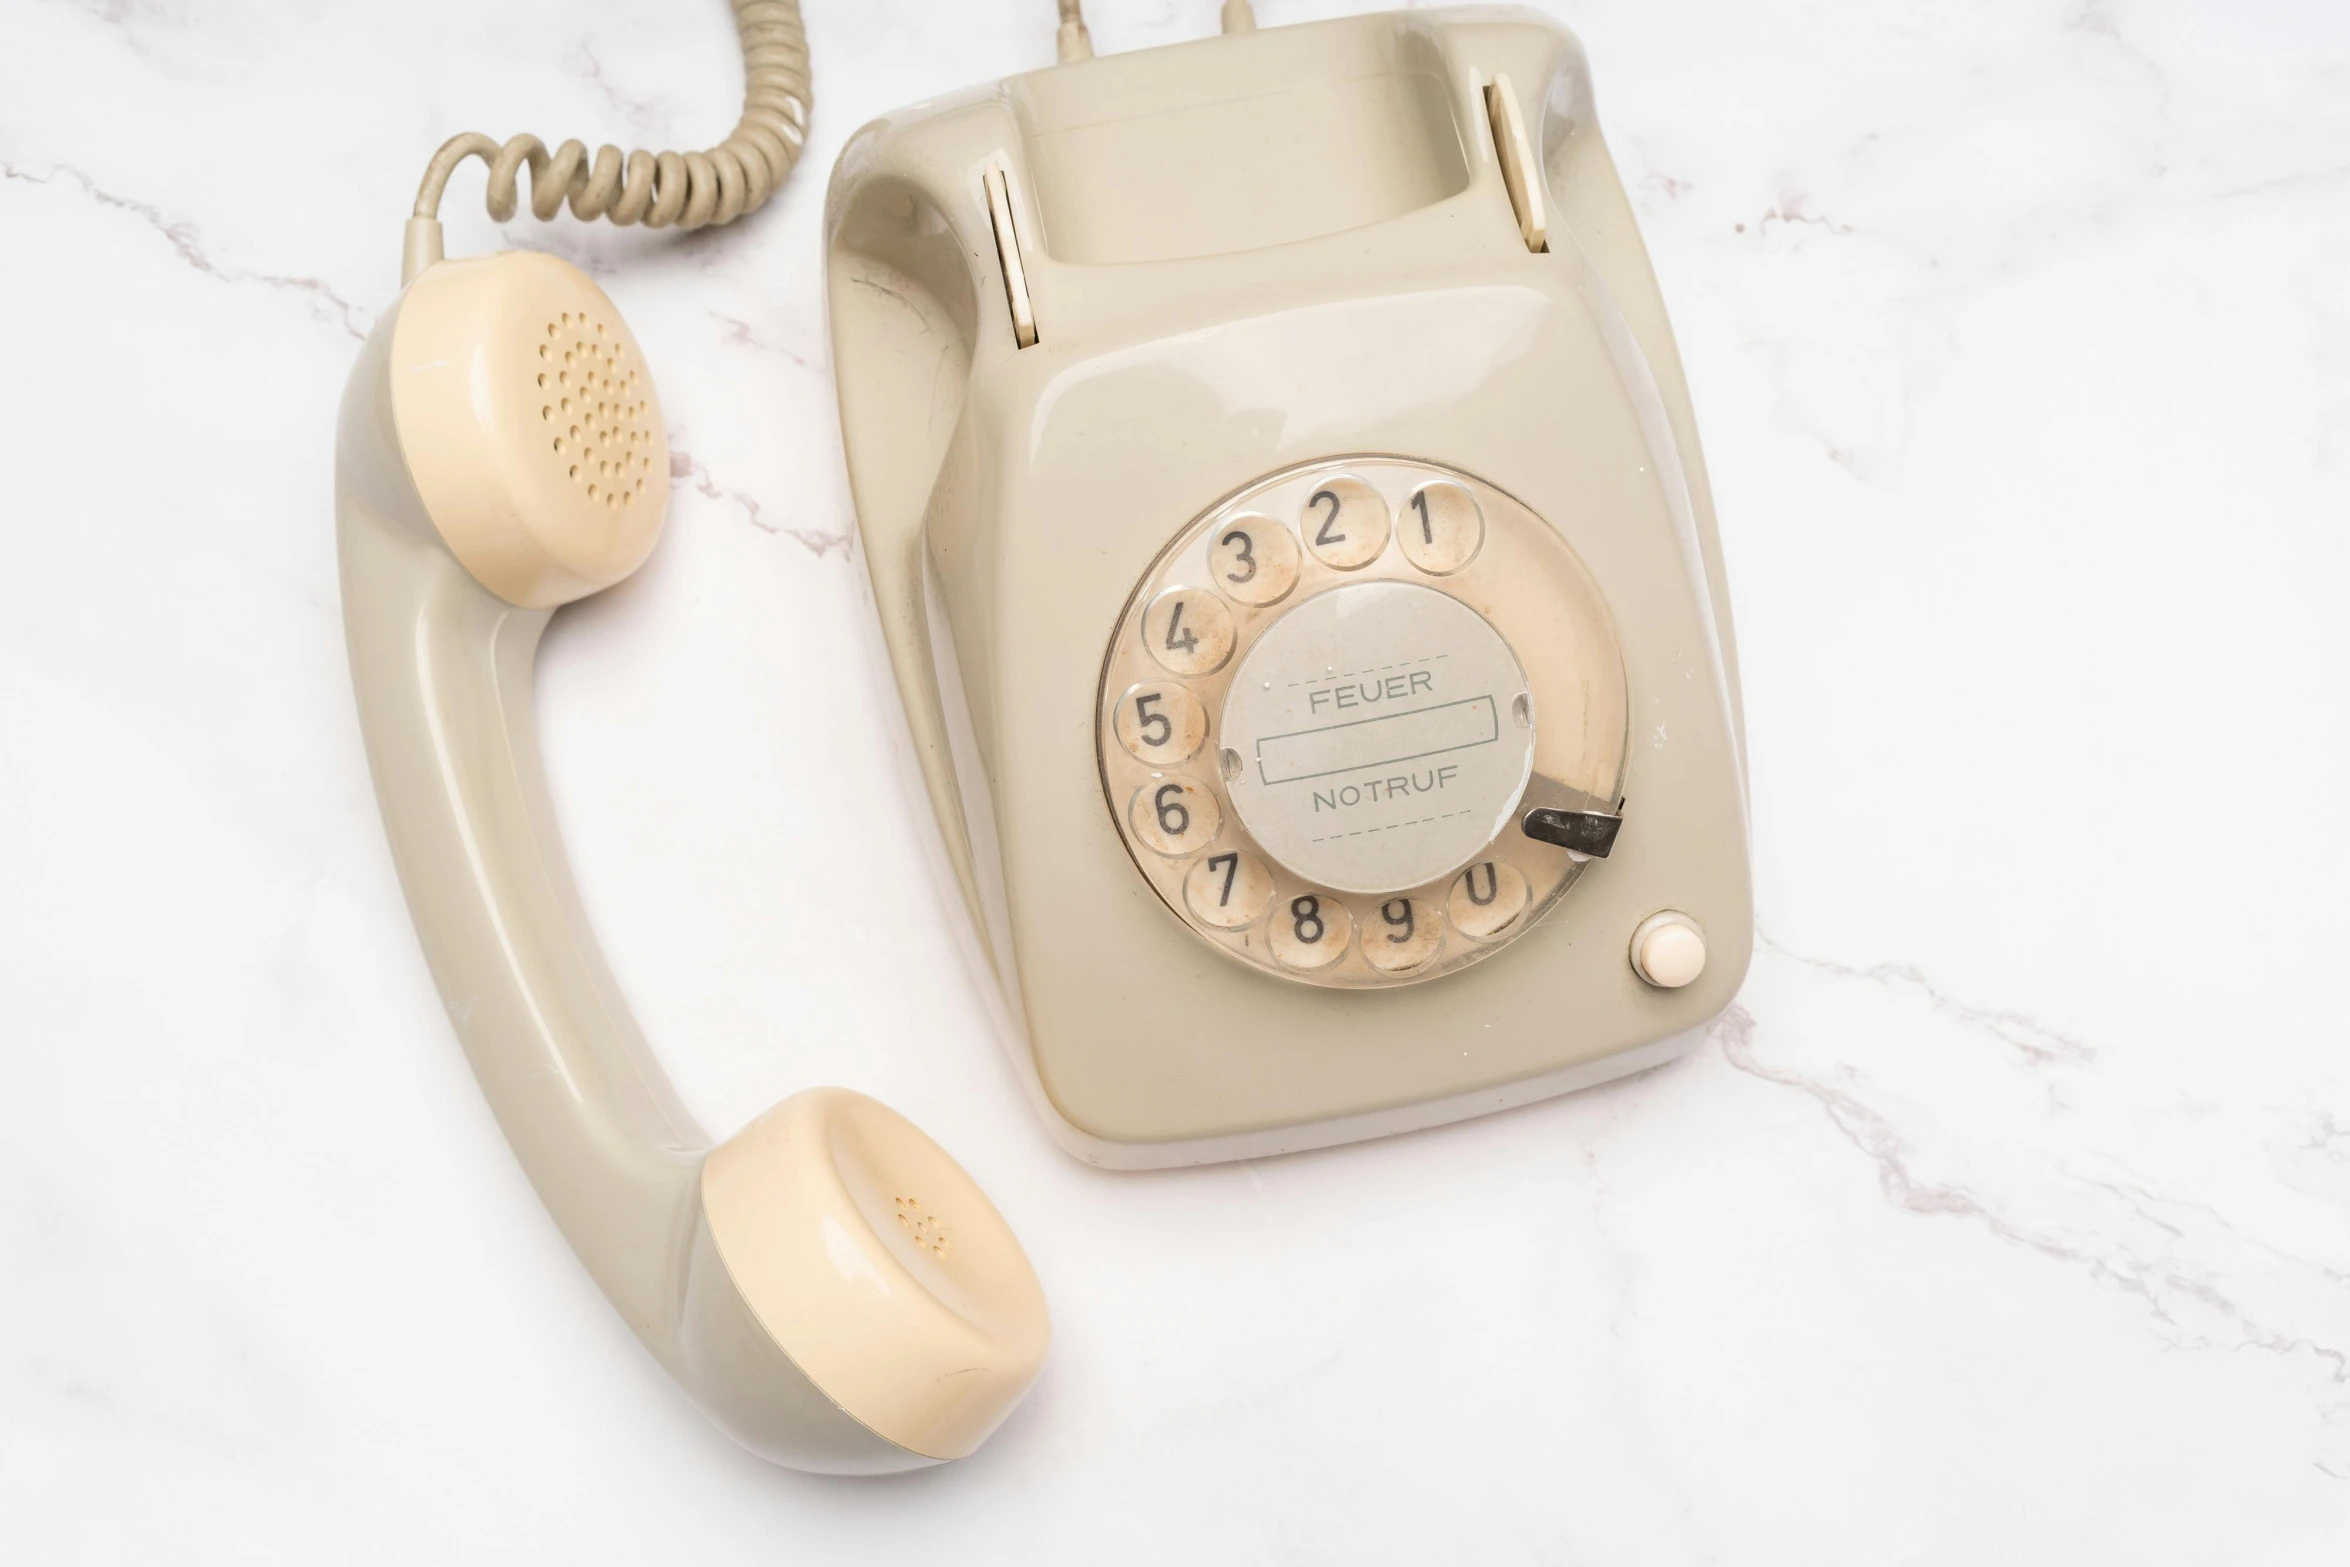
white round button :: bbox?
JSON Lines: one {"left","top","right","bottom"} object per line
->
{"left": 1631, "top": 913, "right": 1707, "bottom": 989}
{"left": 1218, "top": 581, "right": 1534, "bottom": 896}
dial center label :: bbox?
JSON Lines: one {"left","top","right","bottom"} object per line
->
{"left": 1220, "top": 581, "right": 1534, "bottom": 894}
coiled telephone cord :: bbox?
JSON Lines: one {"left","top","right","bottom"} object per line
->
{"left": 413, "top": 0, "right": 811, "bottom": 236}
{"left": 402, "top": 0, "right": 1260, "bottom": 275}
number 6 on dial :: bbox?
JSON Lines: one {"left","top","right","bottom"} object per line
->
{"left": 1128, "top": 777, "right": 1220, "bottom": 856}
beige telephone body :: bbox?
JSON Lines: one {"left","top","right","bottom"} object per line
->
{"left": 830, "top": 6, "right": 1750, "bottom": 1167}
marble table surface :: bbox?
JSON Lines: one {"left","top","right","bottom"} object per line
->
{"left": 4, "top": 1, "right": 2346, "bottom": 1560}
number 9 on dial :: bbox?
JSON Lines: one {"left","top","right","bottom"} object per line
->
{"left": 1362, "top": 896, "right": 1442, "bottom": 973}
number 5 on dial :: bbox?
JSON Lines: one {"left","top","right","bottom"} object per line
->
{"left": 1112, "top": 681, "right": 1206, "bottom": 765}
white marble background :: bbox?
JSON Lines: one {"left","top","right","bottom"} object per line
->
{"left": 3, "top": 0, "right": 2346, "bottom": 1560}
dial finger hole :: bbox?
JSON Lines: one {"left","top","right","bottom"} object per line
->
{"left": 1113, "top": 681, "right": 1208, "bottom": 766}
{"left": 1447, "top": 859, "right": 1529, "bottom": 940}
{"left": 1141, "top": 588, "right": 1236, "bottom": 676}
{"left": 1299, "top": 474, "right": 1389, "bottom": 571}
{"left": 1269, "top": 891, "right": 1353, "bottom": 970}
{"left": 1184, "top": 850, "right": 1274, "bottom": 930}
{"left": 1398, "top": 480, "right": 1484, "bottom": 575}
{"left": 1128, "top": 777, "right": 1221, "bottom": 857}
{"left": 1207, "top": 513, "right": 1300, "bottom": 607}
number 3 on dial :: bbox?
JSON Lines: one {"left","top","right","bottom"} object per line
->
{"left": 1209, "top": 515, "right": 1299, "bottom": 607}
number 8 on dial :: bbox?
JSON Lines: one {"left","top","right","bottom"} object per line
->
{"left": 1270, "top": 892, "right": 1353, "bottom": 970}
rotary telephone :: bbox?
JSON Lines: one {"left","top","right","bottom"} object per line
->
{"left": 337, "top": 0, "right": 1748, "bottom": 1474}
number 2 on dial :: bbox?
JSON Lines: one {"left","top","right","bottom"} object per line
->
{"left": 1310, "top": 490, "right": 1344, "bottom": 547}
{"left": 1299, "top": 475, "right": 1388, "bottom": 569}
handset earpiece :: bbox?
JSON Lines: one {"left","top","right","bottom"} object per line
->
{"left": 336, "top": 248, "right": 1048, "bottom": 1472}
{"left": 386, "top": 248, "right": 669, "bottom": 608}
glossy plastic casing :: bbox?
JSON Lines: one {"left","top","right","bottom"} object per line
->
{"left": 826, "top": 8, "right": 1751, "bottom": 1167}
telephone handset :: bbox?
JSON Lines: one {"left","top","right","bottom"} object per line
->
{"left": 339, "top": 2, "right": 1044, "bottom": 1474}
{"left": 338, "top": 1, "right": 1746, "bottom": 1474}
